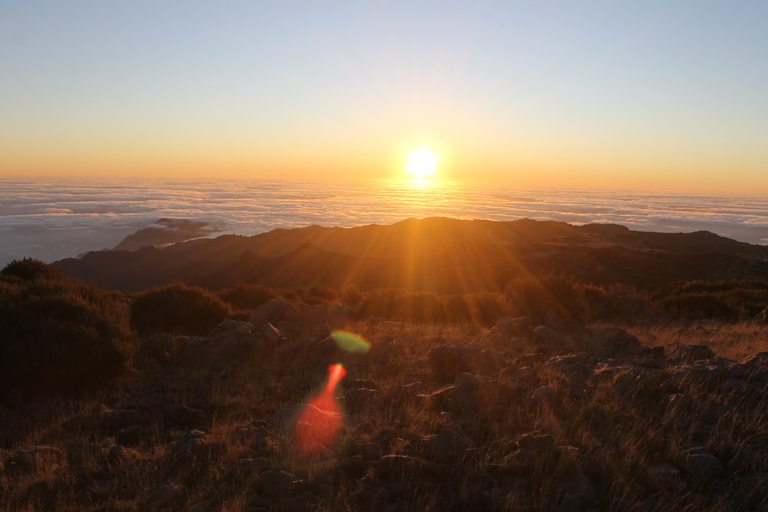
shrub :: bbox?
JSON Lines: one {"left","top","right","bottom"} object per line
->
{"left": 504, "top": 275, "right": 586, "bottom": 323}
{"left": 445, "top": 294, "right": 473, "bottom": 323}
{"left": 341, "top": 283, "right": 363, "bottom": 309}
{"left": 467, "top": 291, "right": 508, "bottom": 326}
{"left": 131, "top": 282, "right": 232, "bottom": 335}
{"left": 0, "top": 259, "right": 133, "bottom": 402}
{"left": 217, "top": 283, "right": 277, "bottom": 311}
{"left": 297, "top": 282, "right": 337, "bottom": 305}
{"left": 651, "top": 279, "right": 768, "bottom": 321}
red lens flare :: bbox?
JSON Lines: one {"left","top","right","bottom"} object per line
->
{"left": 294, "top": 364, "right": 347, "bottom": 455}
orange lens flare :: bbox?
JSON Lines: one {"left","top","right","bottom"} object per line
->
{"left": 294, "top": 364, "right": 347, "bottom": 455}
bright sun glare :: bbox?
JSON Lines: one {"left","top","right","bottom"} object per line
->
{"left": 407, "top": 148, "right": 437, "bottom": 180}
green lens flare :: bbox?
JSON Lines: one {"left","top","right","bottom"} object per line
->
{"left": 331, "top": 330, "right": 371, "bottom": 353}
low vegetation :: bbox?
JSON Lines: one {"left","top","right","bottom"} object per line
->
{"left": 130, "top": 282, "right": 233, "bottom": 336}
{"left": 0, "top": 259, "right": 132, "bottom": 404}
{"left": 3, "top": 261, "right": 768, "bottom": 511}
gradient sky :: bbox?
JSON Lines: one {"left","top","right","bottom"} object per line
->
{"left": 1, "top": 1, "right": 767, "bottom": 193}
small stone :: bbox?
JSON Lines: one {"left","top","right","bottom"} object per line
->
{"left": 531, "top": 386, "right": 558, "bottom": 404}
{"left": 116, "top": 425, "right": 142, "bottom": 447}
{"left": 145, "top": 482, "right": 189, "bottom": 512}
{"left": 362, "top": 442, "right": 382, "bottom": 461}
{"left": 259, "top": 470, "right": 299, "bottom": 496}
{"left": 678, "top": 446, "right": 725, "bottom": 483}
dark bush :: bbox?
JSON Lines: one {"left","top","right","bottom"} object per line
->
{"left": 468, "top": 291, "right": 508, "bottom": 326}
{"left": 341, "top": 283, "right": 363, "bottom": 309}
{"left": 0, "top": 259, "right": 133, "bottom": 402}
{"left": 445, "top": 294, "right": 473, "bottom": 323}
{"left": 504, "top": 275, "right": 586, "bottom": 323}
{"left": 297, "top": 282, "right": 337, "bottom": 305}
{"left": 217, "top": 283, "right": 277, "bottom": 311}
{"left": 652, "top": 279, "right": 768, "bottom": 321}
{"left": 131, "top": 282, "right": 232, "bottom": 335}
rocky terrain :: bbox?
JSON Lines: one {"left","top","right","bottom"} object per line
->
{"left": 3, "top": 299, "right": 768, "bottom": 511}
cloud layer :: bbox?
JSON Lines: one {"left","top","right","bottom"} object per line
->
{"left": 2, "top": 178, "right": 767, "bottom": 266}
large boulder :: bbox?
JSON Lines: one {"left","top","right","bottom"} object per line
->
{"left": 593, "top": 327, "right": 641, "bottom": 355}
{"left": 301, "top": 304, "right": 326, "bottom": 331}
{"left": 326, "top": 302, "right": 352, "bottom": 329}
{"left": 423, "top": 425, "right": 474, "bottom": 463}
{"left": 678, "top": 446, "right": 725, "bottom": 484}
{"left": 428, "top": 344, "right": 503, "bottom": 383}
{"left": 753, "top": 306, "right": 768, "bottom": 324}
{"left": 491, "top": 316, "right": 532, "bottom": 337}
{"left": 248, "top": 299, "right": 295, "bottom": 327}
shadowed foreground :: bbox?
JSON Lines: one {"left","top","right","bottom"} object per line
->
{"left": 2, "top": 303, "right": 768, "bottom": 511}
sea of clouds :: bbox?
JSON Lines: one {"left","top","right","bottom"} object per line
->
{"left": 2, "top": 177, "right": 767, "bottom": 266}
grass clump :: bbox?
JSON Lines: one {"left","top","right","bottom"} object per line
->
{"left": 131, "top": 281, "right": 233, "bottom": 336}
{"left": 0, "top": 259, "right": 133, "bottom": 403}
{"left": 217, "top": 283, "right": 278, "bottom": 311}
{"left": 652, "top": 279, "right": 768, "bottom": 321}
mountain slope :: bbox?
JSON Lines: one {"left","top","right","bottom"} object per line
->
{"left": 52, "top": 217, "right": 768, "bottom": 292}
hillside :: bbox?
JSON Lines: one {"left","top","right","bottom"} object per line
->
{"left": 52, "top": 217, "right": 768, "bottom": 293}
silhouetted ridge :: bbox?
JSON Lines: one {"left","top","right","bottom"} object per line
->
{"left": 52, "top": 217, "right": 768, "bottom": 292}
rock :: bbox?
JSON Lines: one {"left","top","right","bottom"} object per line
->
{"left": 140, "top": 332, "right": 184, "bottom": 358}
{"left": 325, "top": 302, "right": 352, "bottom": 329}
{"left": 12, "top": 446, "right": 63, "bottom": 470}
{"left": 678, "top": 446, "right": 725, "bottom": 483}
{"left": 543, "top": 354, "right": 590, "bottom": 377}
{"left": 531, "top": 386, "right": 558, "bottom": 404}
{"left": 560, "top": 471, "right": 598, "bottom": 510}
{"left": 383, "top": 382, "right": 425, "bottom": 408}
{"left": 374, "top": 455, "right": 421, "bottom": 480}
{"left": 368, "top": 341, "right": 401, "bottom": 365}
{"left": 516, "top": 432, "right": 554, "bottom": 453}
{"left": 256, "top": 322, "right": 284, "bottom": 347}
{"left": 533, "top": 325, "right": 565, "bottom": 344}
{"left": 161, "top": 405, "right": 208, "bottom": 428}
{"left": 342, "top": 388, "right": 379, "bottom": 413}
{"left": 61, "top": 409, "right": 140, "bottom": 432}
{"left": 362, "top": 442, "right": 382, "bottom": 461}
{"left": 424, "top": 425, "right": 474, "bottom": 463}
{"left": 174, "top": 430, "right": 209, "bottom": 458}
{"left": 208, "top": 319, "right": 253, "bottom": 339}
{"left": 428, "top": 344, "right": 494, "bottom": 383}
{"left": 145, "top": 482, "right": 189, "bottom": 512}
{"left": 449, "top": 373, "right": 495, "bottom": 412}
{"left": 753, "top": 306, "right": 768, "bottom": 324}
{"left": 491, "top": 316, "right": 532, "bottom": 337}
{"left": 593, "top": 327, "right": 641, "bottom": 355}
{"left": 109, "top": 444, "right": 134, "bottom": 465}
{"left": 500, "top": 448, "right": 536, "bottom": 476}
{"left": 342, "top": 455, "right": 367, "bottom": 477}
{"left": 258, "top": 470, "right": 300, "bottom": 496}
{"left": 721, "top": 378, "right": 768, "bottom": 398}
{"left": 742, "top": 351, "right": 768, "bottom": 367}
{"left": 71, "top": 443, "right": 106, "bottom": 466}
{"left": 649, "top": 462, "right": 685, "bottom": 490}
{"left": 277, "top": 320, "right": 302, "bottom": 338}
{"left": 673, "top": 345, "right": 715, "bottom": 361}
{"left": 231, "top": 458, "right": 268, "bottom": 478}
{"left": 499, "top": 365, "right": 538, "bottom": 386}
{"left": 464, "top": 347, "right": 506, "bottom": 375}
{"left": 301, "top": 304, "right": 327, "bottom": 330}
{"left": 248, "top": 298, "right": 295, "bottom": 327}
{"left": 116, "top": 425, "right": 142, "bottom": 447}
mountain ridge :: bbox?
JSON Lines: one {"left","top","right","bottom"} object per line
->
{"left": 52, "top": 217, "right": 768, "bottom": 292}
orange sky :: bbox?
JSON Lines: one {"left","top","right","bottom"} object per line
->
{"left": 1, "top": 2, "right": 767, "bottom": 195}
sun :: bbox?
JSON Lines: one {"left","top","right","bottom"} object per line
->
{"left": 407, "top": 148, "right": 437, "bottom": 180}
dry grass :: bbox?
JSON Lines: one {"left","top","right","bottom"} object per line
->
{"left": 2, "top": 319, "right": 768, "bottom": 511}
